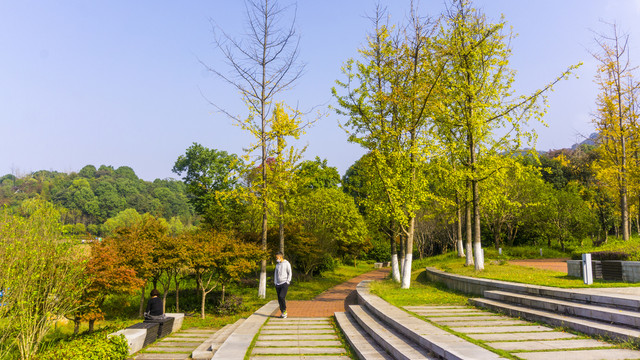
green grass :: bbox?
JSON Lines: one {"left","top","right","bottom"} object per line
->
{"left": 370, "top": 270, "right": 468, "bottom": 306}
{"left": 413, "top": 252, "right": 640, "bottom": 288}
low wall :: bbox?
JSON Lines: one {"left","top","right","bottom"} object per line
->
{"left": 108, "top": 313, "right": 184, "bottom": 355}
{"left": 425, "top": 267, "right": 640, "bottom": 310}
{"left": 566, "top": 260, "right": 640, "bottom": 283}
{"left": 424, "top": 267, "right": 532, "bottom": 297}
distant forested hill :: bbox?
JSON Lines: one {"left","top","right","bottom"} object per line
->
{"left": 0, "top": 165, "right": 195, "bottom": 235}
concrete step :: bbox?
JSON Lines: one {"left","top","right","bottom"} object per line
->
{"left": 211, "top": 300, "right": 279, "bottom": 359}
{"left": 348, "top": 305, "right": 439, "bottom": 360}
{"left": 191, "top": 319, "right": 245, "bottom": 360}
{"left": 334, "top": 311, "right": 393, "bottom": 360}
{"left": 470, "top": 297, "right": 640, "bottom": 344}
{"left": 426, "top": 267, "right": 640, "bottom": 312}
{"left": 485, "top": 290, "right": 640, "bottom": 328}
{"left": 356, "top": 281, "right": 506, "bottom": 360}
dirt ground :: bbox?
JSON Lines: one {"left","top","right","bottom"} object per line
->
{"left": 508, "top": 258, "right": 570, "bottom": 273}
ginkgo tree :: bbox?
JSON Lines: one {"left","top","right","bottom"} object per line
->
{"left": 437, "top": 0, "right": 579, "bottom": 270}
{"left": 333, "top": 5, "right": 445, "bottom": 288}
{"left": 591, "top": 23, "right": 640, "bottom": 241}
{"left": 205, "top": 0, "right": 304, "bottom": 298}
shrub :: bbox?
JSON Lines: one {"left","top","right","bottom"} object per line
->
{"left": 571, "top": 250, "right": 630, "bottom": 261}
{"left": 39, "top": 331, "right": 128, "bottom": 360}
{"left": 217, "top": 295, "right": 244, "bottom": 316}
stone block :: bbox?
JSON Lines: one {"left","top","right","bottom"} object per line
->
{"left": 108, "top": 328, "right": 146, "bottom": 355}
{"left": 165, "top": 312, "right": 185, "bottom": 333}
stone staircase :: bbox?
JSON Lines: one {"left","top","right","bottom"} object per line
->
{"left": 335, "top": 280, "right": 507, "bottom": 360}
{"left": 470, "top": 289, "right": 640, "bottom": 344}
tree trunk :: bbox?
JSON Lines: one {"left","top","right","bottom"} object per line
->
{"left": 221, "top": 284, "right": 226, "bottom": 304}
{"left": 465, "top": 188, "right": 474, "bottom": 267}
{"left": 138, "top": 283, "right": 146, "bottom": 318}
{"left": 470, "top": 132, "right": 484, "bottom": 271}
{"left": 456, "top": 194, "right": 465, "bottom": 258}
{"left": 162, "top": 290, "right": 168, "bottom": 314}
{"left": 258, "top": 183, "right": 267, "bottom": 299}
{"left": 201, "top": 289, "right": 206, "bottom": 319}
{"left": 390, "top": 228, "right": 401, "bottom": 282}
{"left": 73, "top": 318, "right": 80, "bottom": 335}
{"left": 399, "top": 234, "right": 405, "bottom": 280}
{"left": 88, "top": 319, "right": 95, "bottom": 333}
{"left": 401, "top": 217, "right": 415, "bottom": 289}
{"left": 279, "top": 201, "right": 285, "bottom": 254}
{"left": 174, "top": 274, "right": 180, "bottom": 312}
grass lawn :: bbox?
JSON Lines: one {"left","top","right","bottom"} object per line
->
{"left": 413, "top": 252, "right": 640, "bottom": 288}
{"left": 370, "top": 270, "right": 468, "bottom": 307}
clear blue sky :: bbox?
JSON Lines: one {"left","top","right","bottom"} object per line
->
{"left": 2, "top": 1, "right": 639, "bottom": 181}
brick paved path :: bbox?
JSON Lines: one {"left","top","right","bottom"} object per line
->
{"left": 509, "top": 258, "right": 569, "bottom": 273}
{"left": 273, "top": 268, "right": 389, "bottom": 318}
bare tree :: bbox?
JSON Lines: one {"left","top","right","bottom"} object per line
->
{"left": 203, "top": 0, "right": 304, "bottom": 298}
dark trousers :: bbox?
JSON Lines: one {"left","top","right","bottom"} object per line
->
{"left": 275, "top": 283, "right": 289, "bottom": 313}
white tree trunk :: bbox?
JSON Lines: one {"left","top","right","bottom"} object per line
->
{"left": 473, "top": 242, "right": 484, "bottom": 271}
{"left": 258, "top": 259, "right": 267, "bottom": 298}
{"left": 401, "top": 253, "right": 412, "bottom": 288}
{"left": 457, "top": 239, "right": 465, "bottom": 258}
{"left": 391, "top": 254, "right": 401, "bottom": 283}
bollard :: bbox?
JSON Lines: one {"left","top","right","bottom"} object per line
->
{"left": 539, "top": 248, "right": 543, "bottom": 257}
{"left": 499, "top": 248, "right": 502, "bottom": 255}
{"left": 582, "top": 253, "right": 593, "bottom": 285}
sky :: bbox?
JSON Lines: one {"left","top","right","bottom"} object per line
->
{"left": 2, "top": 1, "right": 640, "bottom": 181}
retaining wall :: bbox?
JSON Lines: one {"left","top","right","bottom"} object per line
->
{"left": 566, "top": 260, "right": 640, "bottom": 282}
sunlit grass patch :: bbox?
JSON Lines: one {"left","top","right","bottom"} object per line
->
{"left": 415, "top": 252, "right": 640, "bottom": 288}
{"left": 370, "top": 270, "right": 468, "bottom": 306}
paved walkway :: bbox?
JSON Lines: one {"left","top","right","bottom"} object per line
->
{"left": 248, "top": 317, "right": 350, "bottom": 360}
{"left": 509, "top": 258, "right": 569, "bottom": 273}
{"left": 406, "top": 305, "right": 640, "bottom": 360}
{"left": 131, "top": 328, "right": 217, "bottom": 360}
{"left": 273, "top": 268, "right": 389, "bottom": 317}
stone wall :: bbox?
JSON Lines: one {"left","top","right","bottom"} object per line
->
{"left": 566, "top": 260, "right": 640, "bottom": 283}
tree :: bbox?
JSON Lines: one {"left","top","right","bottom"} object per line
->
{"left": 264, "top": 103, "right": 307, "bottom": 256}
{"left": 296, "top": 157, "right": 341, "bottom": 191}
{"left": 185, "top": 230, "right": 262, "bottom": 319}
{"left": 111, "top": 214, "right": 168, "bottom": 317}
{"left": 68, "top": 240, "right": 143, "bottom": 334}
{"left": 333, "top": 4, "right": 444, "bottom": 288}
{"left": 204, "top": 0, "right": 305, "bottom": 298}
{"left": 172, "top": 143, "right": 244, "bottom": 231}
{"left": 591, "top": 23, "right": 639, "bottom": 241}
{"left": 292, "top": 188, "right": 369, "bottom": 265}
{"left": 438, "top": 0, "right": 578, "bottom": 270}
{"left": 0, "top": 199, "right": 87, "bottom": 360}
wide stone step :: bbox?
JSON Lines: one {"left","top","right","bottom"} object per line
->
{"left": 211, "top": 301, "right": 279, "bottom": 359}
{"left": 334, "top": 311, "right": 393, "bottom": 360}
{"left": 348, "top": 305, "right": 439, "bottom": 360}
{"left": 356, "top": 281, "right": 506, "bottom": 360}
{"left": 191, "top": 319, "right": 245, "bottom": 360}
{"left": 485, "top": 290, "right": 640, "bottom": 328}
{"left": 470, "top": 297, "right": 640, "bottom": 344}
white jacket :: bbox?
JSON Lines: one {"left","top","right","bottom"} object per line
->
{"left": 274, "top": 259, "right": 292, "bottom": 286}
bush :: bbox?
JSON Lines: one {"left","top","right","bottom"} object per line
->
{"left": 217, "top": 295, "right": 244, "bottom": 316}
{"left": 571, "top": 250, "right": 630, "bottom": 261}
{"left": 39, "top": 331, "right": 128, "bottom": 360}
